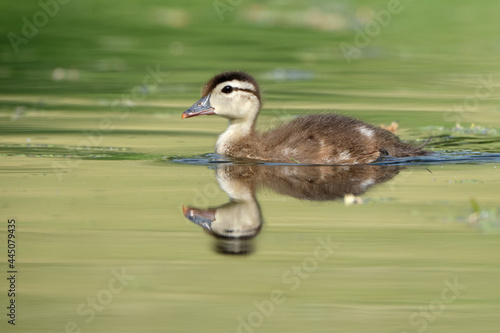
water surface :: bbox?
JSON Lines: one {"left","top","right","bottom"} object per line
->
{"left": 1, "top": 0, "right": 500, "bottom": 332}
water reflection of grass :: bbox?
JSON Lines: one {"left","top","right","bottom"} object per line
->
{"left": 0, "top": 143, "right": 166, "bottom": 160}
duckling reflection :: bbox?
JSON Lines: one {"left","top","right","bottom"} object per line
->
{"left": 183, "top": 164, "right": 401, "bottom": 255}
{"left": 183, "top": 165, "right": 263, "bottom": 255}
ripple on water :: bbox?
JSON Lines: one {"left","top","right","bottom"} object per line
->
{"left": 169, "top": 151, "right": 500, "bottom": 167}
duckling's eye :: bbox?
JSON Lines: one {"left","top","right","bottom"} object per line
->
{"left": 221, "top": 85, "right": 233, "bottom": 94}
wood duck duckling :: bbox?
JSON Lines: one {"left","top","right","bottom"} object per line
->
{"left": 182, "top": 71, "right": 429, "bottom": 164}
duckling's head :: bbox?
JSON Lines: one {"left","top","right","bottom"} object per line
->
{"left": 182, "top": 71, "right": 261, "bottom": 121}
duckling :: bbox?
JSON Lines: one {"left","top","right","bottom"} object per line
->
{"left": 182, "top": 71, "right": 429, "bottom": 164}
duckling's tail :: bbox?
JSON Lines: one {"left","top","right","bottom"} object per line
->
{"left": 386, "top": 138, "right": 432, "bottom": 157}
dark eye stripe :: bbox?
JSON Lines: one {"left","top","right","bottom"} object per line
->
{"left": 234, "top": 87, "right": 258, "bottom": 97}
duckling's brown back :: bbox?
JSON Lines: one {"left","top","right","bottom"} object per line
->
{"left": 250, "top": 114, "right": 428, "bottom": 164}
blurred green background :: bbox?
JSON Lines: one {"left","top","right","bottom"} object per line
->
{"left": 1, "top": 1, "right": 500, "bottom": 333}
{"left": 1, "top": 0, "right": 500, "bottom": 156}
{"left": 1, "top": 0, "right": 500, "bottom": 122}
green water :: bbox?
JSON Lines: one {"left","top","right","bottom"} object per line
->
{"left": 1, "top": 1, "right": 500, "bottom": 332}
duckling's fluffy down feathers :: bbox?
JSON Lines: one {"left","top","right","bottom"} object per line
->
{"left": 223, "top": 114, "right": 428, "bottom": 164}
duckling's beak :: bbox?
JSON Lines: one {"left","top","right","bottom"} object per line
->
{"left": 182, "top": 205, "right": 216, "bottom": 231}
{"left": 182, "top": 94, "right": 215, "bottom": 119}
